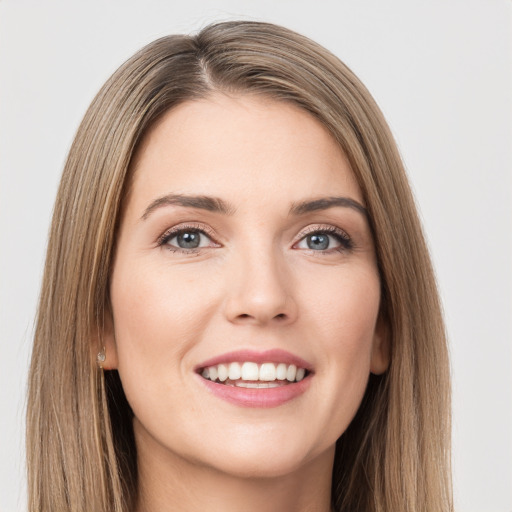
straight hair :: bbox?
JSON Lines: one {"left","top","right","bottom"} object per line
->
{"left": 27, "top": 21, "right": 452, "bottom": 512}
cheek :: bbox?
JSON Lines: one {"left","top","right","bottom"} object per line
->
{"left": 108, "top": 261, "right": 223, "bottom": 436}
{"left": 305, "top": 266, "right": 381, "bottom": 349}
{"left": 109, "top": 261, "right": 217, "bottom": 378}
{"left": 305, "top": 268, "right": 381, "bottom": 412}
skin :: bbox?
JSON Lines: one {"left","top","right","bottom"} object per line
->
{"left": 104, "top": 94, "right": 389, "bottom": 512}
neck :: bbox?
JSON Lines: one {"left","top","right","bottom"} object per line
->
{"left": 134, "top": 427, "right": 334, "bottom": 512}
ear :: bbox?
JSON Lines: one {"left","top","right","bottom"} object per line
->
{"left": 101, "top": 305, "right": 119, "bottom": 370}
{"left": 370, "top": 313, "right": 390, "bottom": 375}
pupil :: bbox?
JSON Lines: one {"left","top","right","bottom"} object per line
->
{"left": 177, "top": 232, "right": 200, "bottom": 248}
{"left": 307, "top": 234, "right": 329, "bottom": 250}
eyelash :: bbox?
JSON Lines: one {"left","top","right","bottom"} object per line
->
{"left": 157, "top": 223, "right": 219, "bottom": 254}
{"left": 157, "top": 223, "right": 353, "bottom": 254}
{"left": 294, "top": 225, "right": 353, "bottom": 254}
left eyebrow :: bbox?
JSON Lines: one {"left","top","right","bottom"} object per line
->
{"left": 289, "top": 196, "right": 368, "bottom": 218}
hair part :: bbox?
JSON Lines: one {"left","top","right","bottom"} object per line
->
{"left": 27, "top": 21, "right": 452, "bottom": 512}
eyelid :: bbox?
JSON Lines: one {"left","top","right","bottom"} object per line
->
{"left": 294, "top": 224, "right": 350, "bottom": 242}
{"left": 292, "top": 224, "right": 353, "bottom": 252}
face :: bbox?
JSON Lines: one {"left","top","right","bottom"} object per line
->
{"left": 105, "top": 94, "right": 388, "bottom": 479}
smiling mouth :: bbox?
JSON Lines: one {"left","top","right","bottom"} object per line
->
{"left": 199, "top": 361, "right": 310, "bottom": 388}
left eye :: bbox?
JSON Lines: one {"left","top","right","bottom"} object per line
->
{"left": 295, "top": 232, "right": 346, "bottom": 251}
{"left": 164, "top": 229, "right": 212, "bottom": 250}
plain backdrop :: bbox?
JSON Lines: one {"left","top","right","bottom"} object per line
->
{"left": 1, "top": 1, "right": 511, "bottom": 511}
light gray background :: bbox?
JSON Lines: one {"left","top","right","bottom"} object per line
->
{"left": 1, "top": 1, "right": 511, "bottom": 511}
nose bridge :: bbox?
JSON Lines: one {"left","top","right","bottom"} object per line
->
{"left": 224, "top": 237, "right": 296, "bottom": 325}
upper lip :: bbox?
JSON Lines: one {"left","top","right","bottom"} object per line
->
{"left": 195, "top": 349, "right": 313, "bottom": 372}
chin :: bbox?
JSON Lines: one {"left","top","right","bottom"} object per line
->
{"left": 192, "top": 432, "right": 329, "bottom": 480}
{"left": 204, "top": 451, "right": 314, "bottom": 480}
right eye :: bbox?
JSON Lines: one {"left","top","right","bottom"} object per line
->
{"left": 158, "top": 225, "right": 220, "bottom": 253}
{"left": 166, "top": 230, "right": 209, "bottom": 249}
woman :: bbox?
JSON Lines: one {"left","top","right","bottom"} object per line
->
{"left": 27, "top": 21, "right": 452, "bottom": 512}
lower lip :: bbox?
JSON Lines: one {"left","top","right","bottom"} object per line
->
{"left": 198, "top": 375, "right": 312, "bottom": 408}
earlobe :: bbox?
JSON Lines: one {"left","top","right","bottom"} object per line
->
{"left": 370, "top": 314, "right": 390, "bottom": 375}
{"left": 99, "top": 307, "right": 119, "bottom": 370}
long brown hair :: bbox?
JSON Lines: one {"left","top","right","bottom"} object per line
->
{"left": 27, "top": 21, "right": 452, "bottom": 512}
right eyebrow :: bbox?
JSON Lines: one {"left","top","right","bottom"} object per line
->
{"left": 140, "top": 194, "right": 236, "bottom": 220}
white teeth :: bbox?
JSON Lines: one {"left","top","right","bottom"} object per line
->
{"left": 228, "top": 362, "right": 241, "bottom": 380}
{"left": 286, "top": 364, "right": 297, "bottom": 382}
{"left": 201, "top": 361, "right": 308, "bottom": 384}
{"left": 217, "top": 364, "right": 228, "bottom": 382}
{"left": 241, "top": 362, "right": 259, "bottom": 381}
{"left": 235, "top": 382, "right": 284, "bottom": 389}
{"left": 276, "top": 363, "right": 287, "bottom": 380}
{"left": 209, "top": 366, "right": 218, "bottom": 381}
{"left": 237, "top": 382, "right": 266, "bottom": 388}
{"left": 259, "top": 362, "right": 276, "bottom": 381}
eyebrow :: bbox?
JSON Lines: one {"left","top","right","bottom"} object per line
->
{"left": 141, "top": 193, "right": 368, "bottom": 220}
{"left": 289, "top": 197, "right": 368, "bottom": 218}
{"left": 141, "top": 194, "right": 236, "bottom": 220}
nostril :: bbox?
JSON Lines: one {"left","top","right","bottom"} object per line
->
{"left": 235, "top": 312, "right": 287, "bottom": 322}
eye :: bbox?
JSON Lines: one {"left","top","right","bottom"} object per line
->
{"left": 158, "top": 225, "right": 219, "bottom": 252}
{"left": 169, "top": 230, "right": 206, "bottom": 249}
{"left": 294, "top": 227, "right": 352, "bottom": 253}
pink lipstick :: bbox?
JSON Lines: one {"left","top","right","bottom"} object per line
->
{"left": 195, "top": 349, "right": 313, "bottom": 408}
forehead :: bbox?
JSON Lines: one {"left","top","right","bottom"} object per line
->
{"left": 127, "top": 93, "right": 363, "bottom": 213}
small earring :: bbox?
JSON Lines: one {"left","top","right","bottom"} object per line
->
{"left": 97, "top": 347, "right": 106, "bottom": 369}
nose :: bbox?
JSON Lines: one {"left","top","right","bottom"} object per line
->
{"left": 223, "top": 248, "right": 298, "bottom": 326}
